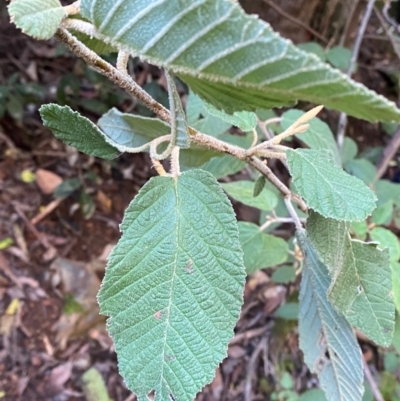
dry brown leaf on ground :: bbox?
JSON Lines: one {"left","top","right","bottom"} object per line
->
{"left": 35, "top": 169, "right": 63, "bottom": 195}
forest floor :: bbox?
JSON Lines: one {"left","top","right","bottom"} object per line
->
{"left": 0, "top": 2, "right": 399, "bottom": 401}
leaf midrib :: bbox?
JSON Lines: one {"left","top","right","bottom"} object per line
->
{"left": 159, "top": 177, "right": 181, "bottom": 391}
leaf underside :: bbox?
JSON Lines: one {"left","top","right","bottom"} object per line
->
{"left": 297, "top": 230, "right": 364, "bottom": 401}
{"left": 80, "top": 0, "right": 400, "bottom": 123}
{"left": 99, "top": 169, "right": 245, "bottom": 401}
{"left": 307, "top": 211, "right": 395, "bottom": 346}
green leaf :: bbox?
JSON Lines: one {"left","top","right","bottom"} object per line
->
{"left": 81, "top": 368, "right": 113, "bottom": 401}
{"left": 98, "top": 108, "right": 168, "bottom": 150}
{"left": 6, "top": 95, "right": 24, "bottom": 121}
{"left": 344, "top": 159, "right": 376, "bottom": 185}
{"left": 8, "top": 0, "right": 66, "bottom": 40}
{"left": 99, "top": 108, "right": 220, "bottom": 166}
{"left": 281, "top": 109, "right": 340, "bottom": 165}
{"left": 307, "top": 211, "right": 395, "bottom": 346}
{"left": 345, "top": 241, "right": 394, "bottom": 346}
{"left": 326, "top": 46, "right": 353, "bottom": 72}
{"left": 238, "top": 222, "right": 288, "bottom": 274}
{"left": 371, "top": 200, "right": 393, "bottom": 225}
{"left": 253, "top": 175, "right": 266, "bottom": 197}
{"left": 80, "top": 0, "right": 400, "bottom": 123}
{"left": 374, "top": 180, "right": 400, "bottom": 207}
{"left": 79, "top": 189, "right": 95, "bottom": 219}
{"left": 286, "top": 149, "right": 376, "bottom": 221}
{"left": 221, "top": 181, "right": 278, "bottom": 211}
{"left": 299, "top": 389, "right": 327, "bottom": 401}
{"left": 297, "top": 230, "right": 364, "bottom": 401}
{"left": 186, "top": 90, "right": 206, "bottom": 125}
{"left": 370, "top": 227, "right": 400, "bottom": 262}
{"left": 271, "top": 265, "right": 296, "bottom": 284}
{"left": 203, "top": 101, "right": 257, "bottom": 132}
{"left": 341, "top": 137, "right": 358, "bottom": 165}
{"left": 54, "top": 178, "right": 81, "bottom": 198}
{"left": 392, "top": 263, "right": 400, "bottom": 313}
{"left": 275, "top": 303, "right": 299, "bottom": 320}
{"left": 297, "top": 42, "right": 326, "bottom": 61}
{"left": 40, "top": 104, "right": 120, "bottom": 159}
{"left": 394, "top": 315, "right": 400, "bottom": 352}
{"left": 98, "top": 170, "right": 245, "bottom": 401}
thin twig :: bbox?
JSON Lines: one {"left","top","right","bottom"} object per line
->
{"left": 375, "top": 127, "right": 400, "bottom": 181}
{"left": 336, "top": 0, "right": 376, "bottom": 150}
{"left": 261, "top": 0, "right": 328, "bottom": 44}
{"left": 54, "top": 26, "right": 308, "bottom": 212}
{"left": 284, "top": 197, "right": 304, "bottom": 231}
{"left": 116, "top": 51, "right": 130, "bottom": 74}
{"left": 170, "top": 147, "right": 181, "bottom": 177}
{"left": 363, "top": 359, "right": 385, "bottom": 401}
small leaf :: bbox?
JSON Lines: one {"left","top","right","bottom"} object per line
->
{"left": 344, "top": 158, "right": 376, "bottom": 185}
{"left": 186, "top": 90, "right": 206, "bottom": 125}
{"left": 99, "top": 170, "right": 245, "bottom": 401}
{"left": 238, "top": 222, "right": 288, "bottom": 274}
{"left": 341, "top": 137, "right": 358, "bottom": 165}
{"left": 20, "top": 169, "right": 36, "bottom": 183}
{"left": 80, "top": 0, "right": 400, "bottom": 123}
{"left": 374, "top": 180, "right": 400, "bottom": 207}
{"left": 40, "top": 105, "right": 120, "bottom": 160}
{"left": 371, "top": 200, "right": 393, "bottom": 225}
{"left": 326, "top": 46, "right": 353, "bottom": 72}
{"left": 98, "top": 107, "right": 170, "bottom": 150}
{"left": 286, "top": 149, "right": 376, "bottom": 221}
{"left": 297, "top": 230, "right": 364, "bottom": 401}
{"left": 392, "top": 262, "right": 400, "bottom": 313}
{"left": 253, "top": 176, "right": 266, "bottom": 197}
{"left": 6, "top": 95, "right": 24, "bottom": 121}
{"left": 281, "top": 109, "right": 340, "bottom": 165}
{"left": 0, "top": 238, "right": 14, "bottom": 251}
{"left": 222, "top": 181, "right": 278, "bottom": 211}
{"left": 299, "top": 389, "right": 327, "bottom": 401}
{"left": 271, "top": 265, "right": 296, "bottom": 284}
{"left": 275, "top": 303, "right": 299, "bottom": 320}
{"left": 79, "top": 189, "right": 95, "bottom": 219}
{"left": 54, "top": 178, "right": 81, "bottom": 198}
{"left": 8, "top": 0, "right": 66, "bottom": 40}
{"left": 370, "top": 227, "right": 400, "bottom": 263}
{"left": 81, "top": 368, "right": 113, "bottom": 401}
{"left": 345, "top": 241, "right": 394, "bottom": 346}
{"left": 203, "top": 101, "right": 257, "bottom": 132}
{"left": 307, "top": 211, "right": 395, "bottom": 346}
{"left": 297, "top": 42, "right": 326, "bottom": 60}
{"left": 99, "top": 108, "right": 220, "bottom": 166}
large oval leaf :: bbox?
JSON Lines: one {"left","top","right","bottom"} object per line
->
{"left": 80, "top": 0, "right": 400, "bottom": 123}
{"left": 286, "top": 149, "right": 376, "bottom": 221}
{"left": 297, "top": 230, "right": 364, "bottom": 401}
{"left": 99, "top": 169, "right": 245, "bottom": 401}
